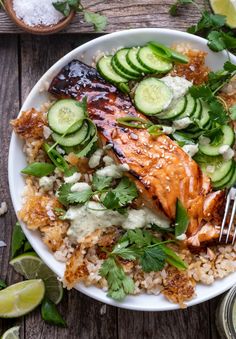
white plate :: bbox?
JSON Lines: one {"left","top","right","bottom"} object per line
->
{"left": 8, "top": 28, "right": 236, "bottom": 311}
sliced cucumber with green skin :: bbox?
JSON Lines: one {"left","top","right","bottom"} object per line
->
{"left": 48, "top": 99, "right": 85, "bottom": 134}
{"left": 113, "top": 49, "right": 141, "bottom": 78}
{"left": 52, "top": 122, "right": 88, "bottom": 147}
{"left": 97, "top": 56, "right": 128, "bottom": 83}
{"left": 178, "top": 94, "right": 196, "bottom": 119}
{"left": 134, "top": 78, "right": 173, "bottom": 115}
{"left": 224, "top": 166, "right": 236, "bottom": 188}
{"left": 191, "top": 99, "right": 202, "bottom": 121}
{"left": 158, "top": 96, "right": 187, "bottom": 120}
{"left": 183, "top": 130, "right": 203, "bottom": 139}
{"left": 213, "top": 163, "right": 235, "bottom": 189}
{"left": 196, "top": 101, "right": 210, "bottom": 128}
{"left": 201, "top": 159, "right": 233, "bottom": 182}
{"left": 111, "top": 57, "right": 138, "bottom": 80}
{"left": 138, "top": 46, "right": 173, "bottom": 73}
{"left": 199, "top": 125, "right": 235, "bottom": 156}
{"left": 127, "top": 48, "right": 150, "bottom": 73}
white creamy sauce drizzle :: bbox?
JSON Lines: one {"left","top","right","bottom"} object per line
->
{"left": 161, "top": 75, "right": 192, "bottom": 100}
{"left": 66, "top": 202, "right": 170, "bottom": 243}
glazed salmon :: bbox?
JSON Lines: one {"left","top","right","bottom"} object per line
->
{"left": 49, "top": 60, "right": 224, "bottom": 245}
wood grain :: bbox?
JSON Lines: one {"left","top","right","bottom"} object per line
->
{"left": 0, "top": 0, "right": 207, "bottom": 34}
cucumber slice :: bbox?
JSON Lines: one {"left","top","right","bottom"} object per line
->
{"left": 178, "top": 94, "right": 196, "bottom": 118}
{"left": 196, "top": 101, "right": 210, "bottom": 128}
{"left": 52, "top": 122, "right": 89, "bottom": 147}
{"left": 213, "top": 163, "right": 235, "bottom": 189}
{"left": 201, "top": 159, "right": 233, "bottom": 182}
{"left": 111, "top": 57, "right": 138, "bottom": 80}
{"left": 191, "top": 99, "right": 202, "bottom": 120}
{"left": 48, "top": 99, "right": 85, "bottom": 134}
{"left": 225, "top": 165, "right": 236, "bottom": 188}
{"left": 138, "top": 46, "right": 173, "bottom": 73}
{"left": 199, "top": 125, "right": 235, "bottom": 156}
{"left": 113, "top": 49, "right": 141, "bottom": 78}
{"left": 127, "top": 48, "right": 150, "bottom": 73}
{"left": 182, "top": 130, "right": 203, "bottom": 139}
{"left": 97, "top": 56, "right": 128, "bottom": 83}
{"left": 158, "top": 96, "right": 187, "bottom": 120}
{"left": 134, "top": 78, "right": 173, "bottom": 115}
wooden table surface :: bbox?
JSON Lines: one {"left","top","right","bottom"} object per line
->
{"left": 0, "top": 1, "right": 225, "bottom": 338}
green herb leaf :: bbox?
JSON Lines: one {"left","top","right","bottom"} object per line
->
{"left": 169, "top": 0, "right": 193, "bottom": 16}
{"left": 175, "top": 199, "right": 189, "bottom": 237}
{"left": 41, "top": 298, "right": 67, "bottom": 327}
{"left": 21, "top": 162, "right": 55, "bottom": 177}
{"left": 57, "top": 183, "right": 73, "bottom": 206}
{"left": 53, "top": 1, "right": 70, "bottom": 16}
{"left": 24, "top": 241, "right": 33, "bottom": 252}
{"left": 99, "top": 257, "right": 135, "bottom": 300}
{"left": 141, "top": 245, "right": 166, "bottom": 272}
{"left": 207, "top": 31, "right": 226, "bottom": 52}
{"left": 11, "top": 222, "right": 27, "bottom": 259}
{"left": 102, "top": 191, "right": 120, "bottom": 210}
{"left": 150, "top": 224, "right": 175, "bottom": 233}
{"left": 188, "top": 12, "right": 226, "bottom": 35}
{"left": 117, "top": 116, "right": 151, "bottom": 129}
{"left": 121, "top": 229, "right": 153, "bottom": 247}
{"left": 67, "top": 188, "right": 93, "bottom": 204}
{"left": 84, "top": 11, "right": 107, "bottom": 32}
{"left": 161, "top": 245, "right": 188, "bottom": 270}
{"left": 0, "top": 279, "right": 7, "bottom": 290}
{"left": 112, "top": 241, "right": 137, "bottom": 260}
{"left": 92, "top": 174, "right": 113, "bottom": 192}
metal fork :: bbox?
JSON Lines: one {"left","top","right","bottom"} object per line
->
{"left": 219, "top": 187, "right": 236, "bottom": 244}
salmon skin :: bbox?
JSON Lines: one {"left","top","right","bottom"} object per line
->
{"left": 49, "top": 60, "right": 224, "bottom": 245}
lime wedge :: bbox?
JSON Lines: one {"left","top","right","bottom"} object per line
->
{"left": 210, "top": 0, "right": 236, "bottom": 28}
{"left": 10, "top": 253, "right": 63, "bottom": 304}
{"left": 1, "top": 326, "right": 20, "bottom": 339}
{"left": 0, "top": 280, "right": 45, "bottom": 318}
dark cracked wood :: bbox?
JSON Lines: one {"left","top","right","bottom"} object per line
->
{"left": 0, "top": 0, "right": 208, "bottom": 34}
{"left": 0, "top": 9, "right": 225, "bottom": 339}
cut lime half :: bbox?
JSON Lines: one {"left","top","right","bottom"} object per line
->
{"left": 210, "top": 0, "right": 236, "bottom": 28}
{"left": 10, "top": 252, "right": 63, "bottom": 304}
{"left": 1, "top": 326, "right": 20, "bottom": 339}
{"left": 0, "top": 280, "right": 45, "bottom": 318}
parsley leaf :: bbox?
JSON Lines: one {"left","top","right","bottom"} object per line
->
{"left": 99, "top": 257, "right": 135, "bottom": 301}
{"left": 67, "top": 188, "right": 93, "bottom": 204}
{"left": 92, "top": 174, "right": 113, "bottom": 191}
{"left": 141, "top": 245, "right": 166, "bottom": 272}
{"left": 84, "top": 11, "right": 107, "bottom": 32}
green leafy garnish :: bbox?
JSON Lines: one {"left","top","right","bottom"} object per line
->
{"left": 11, "top": 222, "right": 28, "bottom": 259}
{"left": 100, "top": 229, "right": 187, "bottom": 300}
{"left": 0, "top": 279, "right": 7, "bottom": 290}
{"left": 169, "top": 0, "right": 236, "bottom": 54}
{"left": 41, "top": 298, "right": 67, "bottom": 327}
{"left": 101, "top": 177, "right": 138, "bottom": 211}
{"left": 53, "top": 0, "right": 107, "bottom": 32}
{"left": 21, "top": 162, "right": 55, "bottom": 177}
{"left": 92, "top": 174, "right": 113, "bottom": 191}
{"left": 67, "top": 188, "right": 93, "bottom": 204}
{"left": 57, "top": 183, "right": 73, "bottom": 206}
{"left": 175, "top": 199, "right": 189, "bottom": 238}
{"left": 99, "top": 257, "right": 135, "bottom": 301}
{"left": 148, "top": 41, "right": 189, "bottom": 64}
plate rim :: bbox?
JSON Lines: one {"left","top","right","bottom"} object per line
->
{"left": 8, "top": 27, "right": 236, "bottom": 311}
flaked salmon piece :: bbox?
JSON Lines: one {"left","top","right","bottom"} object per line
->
{"left": 49, "top": 60, "right": 222, "bottom": 244}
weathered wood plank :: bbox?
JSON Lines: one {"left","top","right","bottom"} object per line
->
{"left": 0, "top": 35, "right": 25, "bottom": 338}
{"left": 0, "top": 0, "right": 206, "bottom": 34}
{"left": 20, "top": 34, "right": 118, "bottom": 339}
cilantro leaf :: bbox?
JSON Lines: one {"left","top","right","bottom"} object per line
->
{"left": 57, "top": 183, "right": 73, "bottom": 206}
{"left": 92, "top": 174, "right": 113, "bottom": 192}
{"left": 11, "top": 222, "right": 27, "bottom": 259}
{"left": 187, "top": 12, "right": 226, "bottom": 35}
{"left": 169, "top": 0, "right": 193, "bottom": 16}
{"left": 53, "top": 1, "right": 70, "bottom": 16}
{"left": 112, "top": 241, "right": 137, "bottom": 260}
{"left": 67, "top": 188, "right": 93, "bottom": 204}
{"left": 101, "top": 177, "right": 138, "bottom": 211}
{"left": 120, "top": 229, "right": 153, "bottom": 247}
{"left": 207, "top": 31, "right": 226, "bottom": 52}
{"left": 84, "top": 11, "right": 107, "bottom": 32}
{"left": 141, "top": 245, "right": 166, "bottom": 272}
{"left": 99, "top": 257, "right": 135, "bottom": 300}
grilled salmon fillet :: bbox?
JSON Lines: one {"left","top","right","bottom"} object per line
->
{"left": 49, "top": 60, "right": 224, "bottom": 246}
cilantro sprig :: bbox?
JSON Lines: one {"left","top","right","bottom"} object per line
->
{"left": 57, "top": 176, "right": 138, "bottom": 212}
{"left": 169, "top": 0, "right": 236, "bottom": 53}
{"left": 100, "top": 229, "right": 187, "bottom": 300}
{"left": 52, "top": 0, "right": 107, "bottom": 31}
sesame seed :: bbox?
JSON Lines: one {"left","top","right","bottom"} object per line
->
{"left": 166, "top": 186, "right": 170, "bottom": 192}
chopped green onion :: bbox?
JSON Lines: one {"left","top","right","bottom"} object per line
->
{"left": 44, "top": 143, "right": 69, "bottom": 172}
